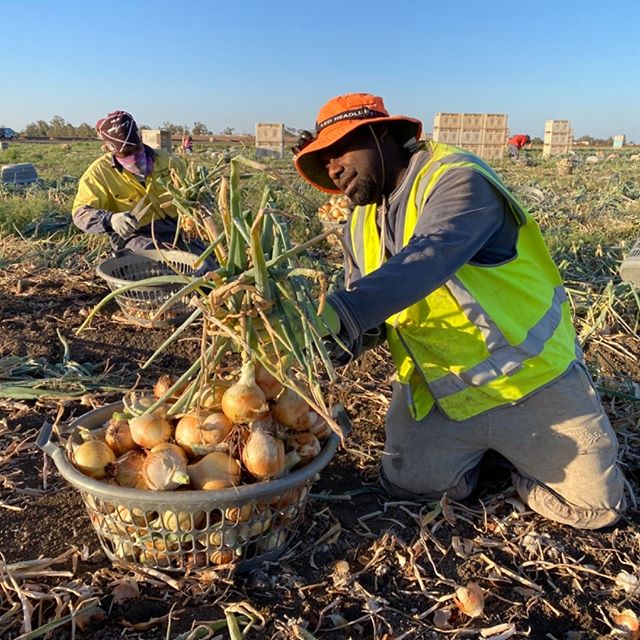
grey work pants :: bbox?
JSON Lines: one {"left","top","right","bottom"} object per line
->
{"left": 381, "top": 363, "right": 627, "bottom": 529}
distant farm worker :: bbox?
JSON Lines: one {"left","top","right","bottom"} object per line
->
{"left": 293, "top": 93, "right": 626, "bottom": 530}
{"left": 182, "top": 134, "right": 193, "bottom": 154}
{"left": 72, "top": 110, "right": 205, "bottom": 255}
{"left": 507, "top": 133, "right": 531, "bottom": 159}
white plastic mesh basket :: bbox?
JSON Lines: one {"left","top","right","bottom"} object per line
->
{"left": 38, "top": 403, "right": 342, "bottom": 573}
{"left": 96, "top": 250, "right": 201, "bottom": 327}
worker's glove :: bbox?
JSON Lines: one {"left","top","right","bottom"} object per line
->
{"left": 110, "top": 211, "right": 138, "bottom": 239}
{"left": 322, "top": 325, "right": 386, "bottom": 368}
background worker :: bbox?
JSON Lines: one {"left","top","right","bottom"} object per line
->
{"left": 293, "top": 93, "right": 626, "bottom": 530}
{"left": 182, "top": 133, "right": 193, "bottom": 154}
{"left": 72, "top": 111, "right": 204, "bottom": 255}
{"left": 507, "top": 133, "right": 531, "bottom": 159}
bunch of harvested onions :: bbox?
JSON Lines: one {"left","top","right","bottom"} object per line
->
{"left": 70, "top": 367, "right": 330, "bottom": 491}
{"left": 77, "top": 154, "right": 346, "bottom": 441}
{"left": 71, "top": 155, "right": 347, "bottom": 570}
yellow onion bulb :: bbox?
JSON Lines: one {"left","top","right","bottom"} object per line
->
{"left": 272, "top": 387, "right": 314, "bottom": 431}
{"left": 110, "top": 449, "right": 147, "bottom": 488}
{"left": 73, "top": 440, "right": 116, "bottom": 479}
{"left": 286, "top": 432, "right": 321, "bottom": 467}
{"left": 255, "top": 362, "right": 283, "bottom": 400}
{"left": 196, "top": 379, "right": 232, "bottom": 411}
{"left": 128, "top": 414, "right": 173, "bottom": 450}
{"left": 242, "top": 429, "right": 285, "bottom": 480}
{"left": 221, "top": 361, "right": 269, "bottom": 424}
{"left": 308, "top": 413, "right": 332, "bottom": 441}
{"left": 142, "top": 443, "right": 190, "bottom": 491}
{"left": 153, "top": 374, "right": 187, "bottom": 401}
{"left": 123, "top": 392, "right": 169, "bottom": 418}
{"left": 175, "top": 411, "right": 233, "bottom": 459}
{"left": 105, "top": 414, "right": 137, "bottom": 456}
{"left": 187, "top": 451, "right": 240, "bottom": 490}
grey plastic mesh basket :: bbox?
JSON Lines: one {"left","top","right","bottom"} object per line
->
{"left": 38, "top": 403, "right": 341, "bottom": 574}
{"left": 620, "top": 238, "right": 640, "bottom": 287}
{"left": 96, "top": 249, "right": 201, "bottom": 327}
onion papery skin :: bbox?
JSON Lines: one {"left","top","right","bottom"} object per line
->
{"left": 308, "top": 412, "right": 332, "bottom": 441}
{"left": 128, "top": 414, "right": 173, "bottom": 450}
{"left": 105, "top": 416, "right": 137, "bottom": 456}
{"left": 142, "top": 443, "right": 190, "bottom": 491}
{"left": 242, "top": 429, "right": 285, "bottom": 480}
{"left": 196, "top": 379, "right": 232, "bottom": 411}
{"left": 73, "top": 441, "right": 116, "bottom": 479}
{"left": 221, "top": 362, "right": 269, "bottom": 424}
{"left": 175, "top": 411, "right": 233, "bottom": 459}
{"left": 255, "top": 362, "right": 284, "bottom": 400}
{"left": 187, "top": 452, "right": 241, "bottom": 490}
{"left": 286, "top": 432, "right": 321, "bottom": 467}
{"left": 153, "top": 374, "right": 187, "bottom": 401}
{"left": 123, "top": 392, "right": 169, "bottom": 418}
{"left": 272, "top": 387, "right": 314, "bottom": 431}
{"left": 110, "top": 449, "right": 147, "bottom": 488}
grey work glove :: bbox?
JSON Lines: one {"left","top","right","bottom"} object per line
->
{"left": 110, "top": 211, "right": 138, "bottom": 239}
{"left": 323, "top": 325, "right": 386, "bottom": 368}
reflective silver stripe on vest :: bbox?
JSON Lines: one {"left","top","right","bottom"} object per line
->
{"left": 352, "top": 206, "right": 368, "bottom": 273}
{"left": 413, "top": 152, "right": 471, "bottom": 211}
{"left": 428, "top": 284, "right": 569, "bottom": 398}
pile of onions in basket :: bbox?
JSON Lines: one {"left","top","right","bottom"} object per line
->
{"left": 70, "top": 361, "right": 332, "bottom": 492}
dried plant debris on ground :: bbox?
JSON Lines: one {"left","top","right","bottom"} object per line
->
{"left": 1, "top": 152, "right": 640, "bottom": 639}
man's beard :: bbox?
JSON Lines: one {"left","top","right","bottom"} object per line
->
{"left": 349, "top": 175, "right": 380, "bottom": 206}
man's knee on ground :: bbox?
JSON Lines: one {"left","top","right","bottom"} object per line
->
{"left": 512, "top": 472, "right": 627, "bottom": 530}
{"left": 380, "top": 463, "right": 478, "bottom": 502}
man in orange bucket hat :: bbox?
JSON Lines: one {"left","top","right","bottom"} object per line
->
{"left": 294, "top": 92, "right": 626, "bottom": 530}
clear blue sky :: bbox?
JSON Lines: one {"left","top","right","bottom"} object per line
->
{"left": 3, "top": 0, "right": 640, "bottom": 141}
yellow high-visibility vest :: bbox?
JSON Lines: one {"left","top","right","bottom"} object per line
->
{"left": 73, "top": 148, "right": 184, "bottom": 227}
{"left": 349, "top": 142, "right": 578, "bottom": 421}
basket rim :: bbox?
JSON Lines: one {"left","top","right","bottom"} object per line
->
{"left": 96, "top": 249, "right": 200, "bottom": 289}
{"left": 43, "top": 402, "right": 339, "bottom": 505}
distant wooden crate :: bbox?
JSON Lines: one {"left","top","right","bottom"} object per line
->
{"left": 460, "top": 130, "right": 483, "bottom": 145}
{"left": 255, "top": 123, "right": 284, "bottom": 159}
{"left": 142, "top": 129, "right": 172, "bottom": 152}
{"left": 545, "top": 120, "right": 571, "bottom": 134}
{"left": 433, "top": 113, "right": 462, "bottom": 129}
{"left": 482, "top": 129, "right": 508, "bottom": 145}
{"left": 480, "top": 145, "right": 505, "bottom": 161}
{"left": 456, "top": 142, "right": 505, "bottom": 161}
{"left": 542, "top": 143, "right": 572, "bottom": 158}
{"left": 544, "top": 131, "right": 572, "bottom": 146}
{"left": 484, "top": 114, "right": 508, "bottom": 129}
{"left": 613, "top": 135, "right": 625, "bottom": 149}
{"left": 461, "top": 113, "right": 485, "bottom": 130}
{"left": 432, "top": 128, "right": 461, "bottom": 145}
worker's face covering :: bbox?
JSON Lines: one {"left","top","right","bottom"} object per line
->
{"left": 118, "top": 147, "right": 153, "bottom": 178}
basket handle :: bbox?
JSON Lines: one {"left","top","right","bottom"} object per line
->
{"left": 333, "top": 404, "right": 352, "bottom": 438}
{"left": 37, "top": 420, "right": 62, "bottom": 458}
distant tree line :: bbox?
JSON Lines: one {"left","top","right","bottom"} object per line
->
{"left": 14, "top": 117, "right": 224, "bottom": 139}
{"left": 6, "top": 118, "right": 629, "bottom": 145}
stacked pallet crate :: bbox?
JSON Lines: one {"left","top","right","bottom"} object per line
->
{"left": 432, "top": 113, "right": 509, "bottom": 161}
{"left": 613, "top": 135, "right": 625, "bottom": 149}
{"left": 255, "top": 123, "right": 285, "bottom": 159}
{"left": 542, "top": 120, "right": 573, "bottom": 158}
{"left": 141, "top": 129, "right": 172, "bottom": 152}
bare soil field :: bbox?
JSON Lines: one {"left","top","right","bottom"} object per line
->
{"left": 1, "top": 151, "right": 640, "bottom": 639}
{"left": 1, "top": 245, "right": 639, "bottom": 640}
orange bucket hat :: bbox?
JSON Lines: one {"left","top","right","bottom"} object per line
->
{"left": 294, "top": 93, "right": 422, "bottom": 193}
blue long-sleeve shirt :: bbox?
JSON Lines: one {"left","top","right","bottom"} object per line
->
{"left": 327, "top": 149, "right": 518, "bottom": 344}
